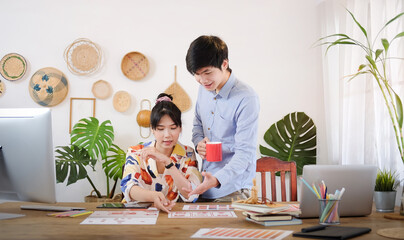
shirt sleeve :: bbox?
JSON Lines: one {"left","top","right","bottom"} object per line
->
{"left": 192, "top": 90, "right": 205, "bottom": 149}
{"left": 213, "top": 94, "right": 260, "bottom": 187}
{"left": 120, "top": 149, "right": 142, "bottom": 203}
{"left": 179, "top": 149, "right": 203, "bottom": 202}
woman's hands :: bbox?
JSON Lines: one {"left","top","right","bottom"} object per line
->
{"left": 152, "top": 191, "right": 175, "bottom": 213}
{"left": 140, "top": 147, "right": 171, "bottom": 165}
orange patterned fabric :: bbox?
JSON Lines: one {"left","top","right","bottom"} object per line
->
{"left": 121, "top": 141, "right": 202, "bottom": 203}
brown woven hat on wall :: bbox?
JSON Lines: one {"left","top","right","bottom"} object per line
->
{"left": 29, "top": 67, "right": 69, "bottom": 107}
{"left": 0, "top": 53, "right": 27, "bottom": 81}
{"left": 121, "top": 51, "right": 149, "bottom": 81}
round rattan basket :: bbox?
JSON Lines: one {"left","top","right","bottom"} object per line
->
{"left": 113, "top": 90, "right": 132, "bottom": 112}
{"left": 64, "top": 38, "right": 102, "bottom": 76}
{"left": 92, "top": 80, "right": 112, "bottom": 99}
{"left": 0, "top": 80, "right": 5, "bottom": 97}
{"left": 0, "top": 53, "right": 27, "bottom": 81}
{"left": 29, "top": 67, "right": 69, "bottom": 107}
{"left": 121, "top": 51, "right": 149, "bottom": 81}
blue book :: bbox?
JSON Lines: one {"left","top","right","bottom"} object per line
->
{"left": 246, "top": 217, "right": 303, "bottom": 227}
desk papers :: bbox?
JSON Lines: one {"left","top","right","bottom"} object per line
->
{"left": 169, "top": 211, "right": 237, "bottom": 218}
{"left": 182, "top": 204, "right": 234, "bottom": 211}
{"left": 191, "top": 227, "right": 292, "bottom": 239}
{"left": 80, "top": 210, "right": 159, "bottom": 225}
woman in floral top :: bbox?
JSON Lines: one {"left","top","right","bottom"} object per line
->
{"left": 121, "top": 93, "right": 202, "bottom": 213}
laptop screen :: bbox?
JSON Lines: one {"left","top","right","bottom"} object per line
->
{"left": 299, "top": 165, "right": 377, "bottom": 218}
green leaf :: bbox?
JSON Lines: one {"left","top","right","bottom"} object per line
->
{"left": 358, "top": 64, "right": 367, "bottom": 71}
{"left": 384, "top": 12, "right": 404, "bottom": 29}
{"left": 102, "top": 144, "right": 126, "bottom": 181}
{"left": 381, "top": 38, "right": 389, "bottom": 52}
{"left": 71, "top": 117, "right": 114, "bottom": 160}
{"left": 365, "top": 55, "right": 377, "bottom": 69}
{"left": 375, "top": 49, "right": 383, "bottom": 60}
{"left": 393, "top": 31, "right": 404, "bottom": 41}
{"left": 394, "top": 92, "right": 403, "bottom": 128}
{"left": 54, "top": 145, "right": 96, "bottom": 186}
{"left": 347, "top": 9, "right": 367, "bottom": 38}
{"left": 260, "top": 112, "right": 316, "bottom": 175}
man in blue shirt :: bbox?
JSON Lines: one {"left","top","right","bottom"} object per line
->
{"left": 186, "top": 35, "right": 260, "bottom": 201}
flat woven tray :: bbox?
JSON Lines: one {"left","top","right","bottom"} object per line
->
{"left": 113, "top": 90, "right": 131, "bottom": 112}
{"left": 64, "top": 38, "right": 102, "bottom": 76}
{"left": 0, "top": 53, "right": 27, "bottom": 81}
{"left": 92, "top": 80, "right": 112, "bottom": 99}
{"left": 121, "top": 51, "right": 149, "bottom": 81}
{"left": 29, "top": 67, "right": 69, "bottom": 107}
{"left": 377, "top": 228, "right": 404, "bottom": 239}
{"left": 0, "top": 79, "right": 4, "bottom": 96}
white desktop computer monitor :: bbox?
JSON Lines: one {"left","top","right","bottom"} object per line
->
{"left": 0, "top": 108, "right": 56, "bottom": 203}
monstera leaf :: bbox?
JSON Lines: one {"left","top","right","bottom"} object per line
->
{"left": 55, "top": 145, "right": 96, "bottom": 186}
{"left": 102, "top": 143, "right": 126, "bottom": 181}
{"left": 260, "top": 112, "right": 316, "bottom": 175}
{"left": 71, "top": 117, "right": 114, "bottom": 160}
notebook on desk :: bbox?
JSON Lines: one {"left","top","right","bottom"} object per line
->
{"left": 298, "top": 164, "right": 377, "bottom": 218}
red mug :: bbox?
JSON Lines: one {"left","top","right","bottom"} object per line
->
{"left": 206, "top": 142, "right": 222, "bottom": 162}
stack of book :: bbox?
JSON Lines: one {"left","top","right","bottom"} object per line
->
{"left": 231, "top": 202, "right": 302, "bottom": 227}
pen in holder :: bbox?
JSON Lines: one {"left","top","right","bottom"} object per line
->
{"left": 319, "top": 199, "right": 340, "bottom": 225}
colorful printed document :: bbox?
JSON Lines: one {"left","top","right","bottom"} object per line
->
{"left": 80, "top": 210, "right": 159, "bottom": 225}
{"left": 168, "top": 211, "right": 237, "bottom": 218}
{"left": 191, "top": 227, "right": 293, "bottom": 239}
{"left": 182, "top": 204, "right": 234, "bottom": 211}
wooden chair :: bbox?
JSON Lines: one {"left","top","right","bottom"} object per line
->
{"left": 256, "top": 157, "right": 297, "bottom": 203}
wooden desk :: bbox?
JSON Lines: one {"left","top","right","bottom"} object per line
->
{"left": 0, "top": 202, "right": 403, "bottom": 239}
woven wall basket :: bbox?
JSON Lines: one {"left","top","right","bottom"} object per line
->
{"left": 165, "top": 66, "right": 192, "bottom": 112}
{"left": 29, "top": 67, "right": 69, "bottom": 107}
{"left": 0, "top": 53, "right": 27, "bottom": 81}
{"left": 64, "top": 38, "right": 102, "bottom": 76}
{"left": 121, "top": 51, "right": 149, "bottom": 81}
{"left": 113, "top": 90, "right": 131, "bottom": 112}
{"left": 0, "top": 80, "right": 4, "bottom": 97}
{"left": 92, "top": 80, "right": 112, "bottom": 99}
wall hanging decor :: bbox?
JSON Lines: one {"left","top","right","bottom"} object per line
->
{"left": 136, "top": 99, "right": 151, "bottom": 138}
{"left": 0, "top": 79, "right": 4, "bottom": 96}
{"left": 121, "top": 51, "right": 149, "bottom": 81}
{"left": 29, "top": 67, "right": 69, "bottom": 107}
{"left": 64, "top": 38, "right": 102, "bottom": 76}
{"left": 92, "top": 80, "right": 112, "bottom": 99}
{"left": 0, "top": 53, "right": 27, "bottom": 81}
{"left": 69, "top": 97, "right": 96, "bottom": 133}
{"left": 164, "top": 65, "right": 192, "bottom": 112}
{"left": 113, "top": 90, "right": 131, "bottom": 112}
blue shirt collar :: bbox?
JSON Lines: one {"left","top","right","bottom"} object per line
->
{"left": 216, "top": 72, "right": 235, "bottom": 99}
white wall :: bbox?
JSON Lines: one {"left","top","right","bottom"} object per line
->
{"left": 0, "top": 0, "right": 326, "bottom": 202}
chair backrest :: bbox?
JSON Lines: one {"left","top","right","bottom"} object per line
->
{"left": 256, "top": 157, "right": 297, "bottom": 202}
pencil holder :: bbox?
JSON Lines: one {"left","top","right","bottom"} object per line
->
{"left": 318, "top": 199, "right": 340, "bottom": 225}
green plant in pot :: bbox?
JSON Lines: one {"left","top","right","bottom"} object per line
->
{"left": 317, "top": 9, "right": 404, "bottom": 215}
{"left": 55, "top": 117, "right": 126, "bottom": 201}
{"left": 259, "top": 112, "right": 316, "bottom": 175}
{"left": 374, "top": 169, "right": 400, "bottom": 212}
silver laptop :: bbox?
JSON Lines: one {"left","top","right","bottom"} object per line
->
{"left": 298, "top": 165, "right": 377, "bottom": 218}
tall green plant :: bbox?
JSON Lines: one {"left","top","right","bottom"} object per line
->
{"left": 317, "top": 9, "right": 404, "bottom": 163}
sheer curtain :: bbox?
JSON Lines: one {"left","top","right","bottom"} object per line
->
{"left": 320, "top": 0, "right": 404, "bottom": 181}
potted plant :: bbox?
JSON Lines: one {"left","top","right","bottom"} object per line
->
{"left": 374, "top": 169, "right": 400, "bottom": 212}
{"left": 317, "top": 9, "right": 404, "bottom": 214}
{"left": 55, "top": 117, "right": 126, "bottom": 202}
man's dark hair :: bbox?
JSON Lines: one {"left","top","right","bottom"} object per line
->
{"left": 150, "top": 93, "right": 182, "bottom": 129}
{"left": 186, "top": 35, "right": 231, "bottom": 75}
